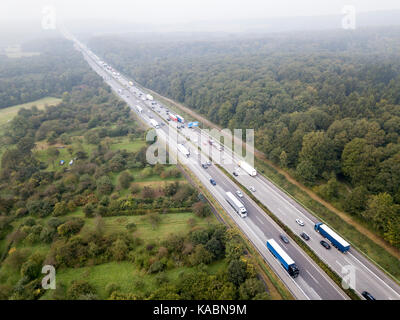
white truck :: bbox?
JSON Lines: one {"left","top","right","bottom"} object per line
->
{"left": 238, "top": 160, "right": 257, "bottom": 177}
{"left": 136, "top": 105, "right": 143, "bottom": 113}
{"left": 149, "top": 119, "right": 160, "bottom": 129}
{"left": 177, "top": 144, "right": 190, "bottom": 157}
{"left": 225, "top": 192, "right": 247, "bottom": 218}
{"left": 146, "top": 94, "right": 154, "bottom": 101}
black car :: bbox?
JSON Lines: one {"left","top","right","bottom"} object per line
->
{"left": 210, "top": 178, "right": 216, "bottom": 186}
{"left": 233, "top": 171, "right": 238, "bottom": 177}
{"left": 280, "top": 235, "right": 289, "bottom": 244}
{"left": 320, "top": 240, "right": 331, "bottom": 249}
{"left": 362, "top": 291, "right": 376, "bottom": 300}
{"left": 201, "top": 164, "right": 208, "bottom": 169}
{"left": 300, "top": 232, "right": 310, "bottom": 241}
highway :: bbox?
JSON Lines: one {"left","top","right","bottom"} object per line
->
{"left": 64, "top": 31, "right": 399, "bottom": 300}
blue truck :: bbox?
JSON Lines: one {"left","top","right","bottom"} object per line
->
{"left": 314, "top": 222, "right": 350, "bottom": 253}
{"left": 176, "top": 115, "right": 185, "bottom": 123}
{"left": 188, "top": 121, "right": 199, "bottom": 128}
{"left": 267, "top": 239, "right": 299, "bottom": 278}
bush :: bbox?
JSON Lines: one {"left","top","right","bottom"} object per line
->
{"left": 239, "top": 278, "right": 266, "bottom": 300}
{"left": 192, "top": 201, "right": 211, "bottom": 218}
{"left": 57, "top": 218, "right": 85, "bottom": 237}
{"left": 148, "top": 260, "right": 166, "bottom": 274}
{"left": 118, "top": 171, "right": 133, "bottom": 189}
{"left": 67, "top": 280, "right": 96, "bottom": 300}
{"left": 227, "top": 259, "right": 248, "bottom": 287}
{"left": 126, "top": 222, "right": 137, "bottom": 231}
{"left": 105, "top": 283, "right": 120, "bottom": 297}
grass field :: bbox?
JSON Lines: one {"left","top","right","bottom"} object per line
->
{"left": 0, "top": 97, "right": 61, "bottom": 127}
{"left": 3, "top": 45, "right": 40, "bottom": 58}
{"left": 83, "top": 212, "right": 216, "bottom": 242}
{"left": 110, "top": 137, "right": 145, "bottom": 153}
{"left": 40, "top": 259, "right": 226, "bottom": 299}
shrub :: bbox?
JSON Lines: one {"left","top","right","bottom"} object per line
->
{"left": 57, "top": 218, "right": 85, "bottom": 237}
{"left": 67, "top": 280, "right": 96, "bottom": 300}
{"left": 105, "top": 283, "right": 120, "bottom": 297}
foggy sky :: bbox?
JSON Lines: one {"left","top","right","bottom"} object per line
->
{"left": 2, "top": 0, "right": 400, "bottom": 26}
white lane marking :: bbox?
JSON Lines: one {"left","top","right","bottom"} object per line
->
{"left": 254, "top": 215, "right": 265, "bottom": 226}
{"left": 348, "top": 252, "right": 400, "bottom": 298}
{"left": 306, "top": 270, "right": 320, "bottom": 285}
{"left": 277, "top": 208, "right": 287, "bottom": 216}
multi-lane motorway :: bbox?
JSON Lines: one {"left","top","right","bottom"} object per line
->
{"left": 65, "top": 31, "right": 400, "bottom": 300}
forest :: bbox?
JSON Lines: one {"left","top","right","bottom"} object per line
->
{"left": 89, "top": 27, "right": 400, "bottom": 247}
{"left": 0, "top": 38, "right": 270, "bottom": 300}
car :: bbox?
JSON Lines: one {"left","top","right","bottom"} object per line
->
{"left": 206, "top": 161, "right": 211, "bottom": 166}
{"left": 201, "top": 164, "right": 208, "bottom": 169}
{"left": 320, "top": 240, "right": 331, "bottom": 250}
{"left": 249, "top": 186, "right": 256, "bottom": 192}
{"left": 280, "top": 234, "right": 289, "bottom": 244}
{"left": 233, "top": 171, "right": 239, "bottom": 177}
{"left": 300, "top": 232, "right": 310, "bottom": 241}
{"left": 236, "top": 190, "right": 243, "bottom": 198}
{"left": 296, "top": 219, "right": 305, "bottom": 226}
{"left": 361, "top": 291, "right": 376, "bottom": 300}
{"left": 210, "top": 178, "right": 216, "bottom": 186}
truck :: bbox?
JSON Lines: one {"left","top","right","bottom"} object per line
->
{"left": 188, "top": 121, "right": 199, "bottom": 129}
{"left": 177, "top": 144, "right": 190, "bottom": 157}
{"left": 169, "top": 114, "right": 178, "bottom": 122}
{"left": 314, "top": 222, "right": 350, "bottom": 253}
{"left": 225, "top": 192, "right": 247, "bottom": 218}
{"left": 176, "top": 115, "right": 185, "bottom": 123}
{"left": 149, "top": 119, "right": 160, "bottom": 129}
{"left": 136, "top": 105, "right": 143, "bottom": 113}
{"left": 146, "top": 94, "right": 154, "bottom": 101}
{"left": 238, "top": 160, "right": 257, "bottom": 177}
{"left": 267, "top": 239, "right": 299, "bottom": 278}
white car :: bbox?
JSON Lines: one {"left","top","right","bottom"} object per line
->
{"left": 296, "top": 219, "right": 305, "bottom": 226}
{"left": 249, "top": 186, "right": 256, "bottom": 192}
{"left": 236, "top": 190, "right": 243, "bottom": 198}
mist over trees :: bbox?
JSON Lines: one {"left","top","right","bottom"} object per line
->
{"left": 89, "top": 27, "right": 400, "bottom": 246}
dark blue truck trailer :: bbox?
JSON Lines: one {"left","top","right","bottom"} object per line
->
{"left": 267, "top": 239, "right": 299, "bottom": 278}
{"left": 314, "top": 222, "right": 350, "bottom": 253}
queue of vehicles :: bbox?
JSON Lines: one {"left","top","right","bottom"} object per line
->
{"left": 90, "top": 52, "right": 384, "bottom": 299}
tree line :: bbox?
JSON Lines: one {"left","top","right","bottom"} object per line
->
{"left": 89, "top": 27, "right": 400, "bottom": 247}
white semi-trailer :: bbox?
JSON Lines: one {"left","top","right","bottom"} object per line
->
{"left": 177, "top": 144, "right": 190, "bottom": 157}
{"left": 149, "top": 119, "right": 160, "bottom": 129}
{"left": 225, "top": 191, "right": 247, "bottom": 218}
{"left": 238, "top": 160, "right": 257, "bottom": 177}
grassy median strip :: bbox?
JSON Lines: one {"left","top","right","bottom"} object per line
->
{"left": 178, "top": 161, "right": 293, "bottom": 300}
{"left": 217, "top": 164, "right": 359, "bottom": 300}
